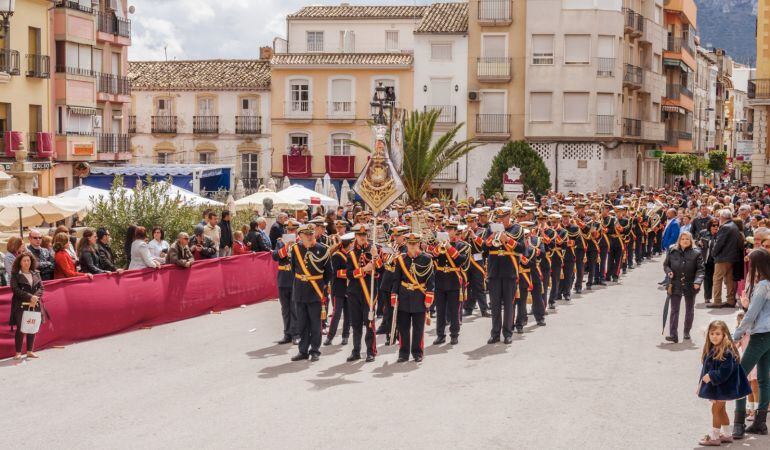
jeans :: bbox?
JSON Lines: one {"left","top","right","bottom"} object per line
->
{"left": 736, "top": 332, "right": 770, "bottom": 412}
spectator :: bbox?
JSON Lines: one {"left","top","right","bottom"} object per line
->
{"left": 245, "top": 221, "right": 263, "bottom": 252}
{"left": 269, "top": 213, "right": 287, "bottom": 250}
{"left": 128, "top": 226, "right": 161, "bottom": 270}
{"left": 679, "top": 214, "right": 692, "bottom": 234}
{"left": 77, "top": 229, "right": 106, "bottom": 275}
{"left": 4, "top": 237, "right": 24, "bottom": 283}
{"left": 40, "top": 235, "right": 52, "bottom": 250}
{"left": 691, "top": 205, "right": 713, "bottom": 237}
{"left": 167, "top": 232, "right": 194, "bottom": 268}
{"left": 219, "top": 210, "right": 233, "bottom": 257}
{"left": 203, "top": 211, "right": 221, "bottom": 252}
{"left": 663, "top": 232, "right": 705, "bottom": 343}
{"left": 27, "top": 230, "right": 54, "bottom": 281}
{"left": 190, "top": 225, "right": 217, "bottom": 260}
{"left": 709, "top": 209, "right": 742, "bottom": 308}
{"left": 96, "top": 228, "right": 118, "bottom": 272}
{"left": 698, "top": 219, "right": 720, "bottom": 304}
{"left": 148, "top": 226, "right": 169, "bottom": 264}
{"left": 232, "top": 231, "right": 249, "bottom": 255}
{"left": 124, "top": 225, "right": 137, "bottom": 269}
{"left": 9, "top": 251, "right": 44, "bottom": 360}
{"left": 53, "top": 232, "right": 92, "bottom": 280}
{"left": 659, "top": 209, "right": 680, "bottom": 286}
{"left": 257, "top": 218, "right": 272, "bottom": 251}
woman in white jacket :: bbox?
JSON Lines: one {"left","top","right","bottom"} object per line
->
{"left": 128, "top": 226, "right": 161, "bottom": 270}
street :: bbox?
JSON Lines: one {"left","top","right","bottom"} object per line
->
{"left": 1, "top": 257, "right": 768, "bottom": 449}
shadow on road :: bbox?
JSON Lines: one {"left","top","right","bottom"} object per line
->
{"left": 316, "top": 361, "right": 365, "bottom": 378}
{"left": 371, "top": 360, "right": 419, "bottom": 378}
{"left": 258, "top": 361, "right": 311, "bottom": 378}
{"left": 246, "top": 343, "right": 292, "bottom": 360}
{"left": 306, "top": 377, "right": 362, "bottom": 391}
{"left": 656, "top": 341, "right": 698, "bottom": 352}
{"left": 464, "top": 343, "right": 508, "bottom": 361}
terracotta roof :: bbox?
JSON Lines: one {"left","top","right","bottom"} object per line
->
{"left": 288, "top": 5, "right": 427, "bottom": 20}
{"left": 270, "top": 53, "right": 413, "bottom": 67}
{"left": 415, "top": 2, "right": 468, "bottom": 34}
{"left": 127, "top": 60, "right": 271, "bottom": 91}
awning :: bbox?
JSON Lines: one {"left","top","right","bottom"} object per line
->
{"left": 67, "top": 106, "right": 98, "bottom": 116}
{"left": 89, "top": 164, "right": 232, "bottom": 177}
{"left": 662, "top": 105, "right": 687, "bottom": 114}
{"left": 662, "top": 58, "right": 692, "bottom": 72}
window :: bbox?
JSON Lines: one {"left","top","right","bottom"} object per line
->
{"left": 64, "top": 108, "right": 95, "bottom": 134}
{"left": 564, "top": 35, "right": 590, "bottom": 65}
{"left": 65, "top": 42, "right": 93, "bottom": 72}
{"left": 430, "top": 43, "right": 452, "bottom": 61}
{"left": 288, "top": 132, "right": 308, "bottom": 154}
{"left": 563, "top": 92, "right": 589, "bottom": 123}
{"left": 331, "top": 133, "right": 352, "bottom": 156}
{"left": 330, "top": 79, "right": 353, "bottom": 113}
{"left": 597, "top": 93, "right": 614, "bottom": 116}
{"left": 240, "top": 97, "right": 259, "bottom": 115}
{"left": 290, "top": 80, "right": 310, "bottom": 112}
{"left": 374, "top": 79, "right": 397, "bottom": 105}
{"left": 156, "top": 152, "right": 170, "bottom": 164}
{"left": 156, "top": 97, "right": 173, "bottom": 115}
{"left": 530, "top": 92, "right": 552, "bottom": 122}
{"left": 339, "top": 30, "right": 355, "bottom": 52}
{"left": 385, "top": 30, "right": 399, "bottom": 51}
{"left": 482, "top": 34, "right": 506, "bottom": 58}
{"left": 197, "top": 97, "right": 215, "bottom": 116}
{"left": 241, "top": 153, "right": 259, "bottom": 186}
{"left": 655, "top": 5, "right": 662, "bottom": 24}
{"left": 532, "top": 35, "right": 554, "bottom": 65}
{"left": 306, "top": 31, "right": 323, "bottom": 52}
{"left": 198, "top": 152, "right": 213, "bottom": 164}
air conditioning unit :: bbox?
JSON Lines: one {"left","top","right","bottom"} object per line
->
{"left": 93, "top": 115, "right": 102, "bottom": 129}
{"left": 468, "top": 91, "right": 479, "bottom": 102}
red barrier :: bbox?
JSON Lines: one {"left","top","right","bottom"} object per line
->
{"left": 0, "top": 252, "right": 278, "bottom": 358}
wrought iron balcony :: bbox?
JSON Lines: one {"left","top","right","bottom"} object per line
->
{"left": 327, "top": 101, "right": 356, "bottom": 119}
{"left": 424, "top": 105, "right": 457, "bottom": 124}
{"left": 193, "top": 116, "right": 219, "bottom": 134}
{"left": 98, "top": 12, "right": 131, "bottom": 38}
{"left": 666, "top": 36, "right": 694, "bottom": 56}
{"left": 596, "top": 57, "right": 615, "bottom": 77}
{"left": 55, "top": 65, "right": 95, "bottom": 77}
{"left": 477, "top": 0, "right": 513, "bottom": 24}
{"left": 128, "top": 115, "right": 136, "bottom": 134}
{"left": 235, "top": 116, "right": 262, "bottom": 135}
{"left": 26, "top": 54, "right": 50, "bottom": 78}
{"left": 623, "top": 64, "right": 643, "bottom": 89}
{"left": 54, "top": 0, "right": 94, "bottom": 14}
{"left": 477, "top": 57, "right": 512, "bottom": 82}
{"left": 476, "top": 114, "right": 511, "bottom": 138}
{"left": 748, "top": 79, "right": 770, "bottom": 100}
{"left": 97, "top": 133, "right": 130, "bottom": 153}
{"left": 623, "top": 118, "right": 641, "bottom": 137}
{"left": 151, "top": 116, "right": 177, "bottom": 134}
{"left": 596, "top": 115, "right": 615, "bottom": 135}
{"left": 284, "top": 100, "right": 313, "bottom": 118}
{"left": 0, "top": 50, "right": 20, "bottom": 76}
{"left": 434, "top": 162, "right": 460, "bottom": 182}
{"left": 97, "top": 73, "right": 131, "bottom": 95}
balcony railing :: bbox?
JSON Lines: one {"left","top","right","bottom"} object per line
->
{"left": 284, "top": 100, "right": 313, "bottom": 117}
{"left": 678, "top": 130, "right": 693, "bottom": 140}
{"left": 666, "top": 84, "right": 693, "bottom": 100}
{"left": 666, "top": 36, "right": 694, "bottom": 56}
{"left": 235, "top": 116, "right": 262, "bottom": 135}
{"left": 97, "top": 12, "right": 131, "bottom": 38}
{"left": 476, "top": 114, "right": 511, "bottom": 135}
{"left": 128, "top": 115, "right": 136, "bottom": 134}
{"left": 623, "top": 64, "right": 643, "bottom": 88}
{"left": 623, "top": 9, "right": 643, "bottom": 35}
{"left": 596, "top": 115, "right": 614, "bottom": 135}
{"left": 151, "top": 116, "right": 177, "bottom": 134}
{"left": 193, "top": 116, "right": 219, "bottom": 134}
{"left": 623, "top": 118, "right": 642, "bottom": 137}
{"left": 54, "top": 0, "right": 95, "bottom": 14}
{"left": 424, "top": 105, "right": 457, "bottom": 124}
{"left": 748, "top": 79, "right": 770, "bottom": 99}
{"left": 97, "top": 133, "right": 130, "bottom": 153}
{"left": 327, "top": 101, "right": 355, "bottom": 119}
{"left": 0, "top": 50, "right": 20, "bottom": 76}
{"left": 97, "top": 73, "right": 131, "bottom": 95}
{"left": 55, "top": 65, "right": 95, "bottom": 77}
{"left": 597, "top": 57, "right": 615, "bottom": 77}
{"left": 477, "top": 0, "right": 512, "bottom": 24}
{"left": 325, "top": 155, "right": 356, "bottom": 178}
{"left": 283, "top": 154, "right": 312, "bottom": 177}
{"left": 665, "top": 130, "right": 679, "bottom": 146}
{"left": 477, "top": 57, "right": 512, "bottom": 81}
{"left": 434, "top": 162, "right": 460, "bottom": 182}
{"left": 26, "top": 54, "right": 50, "bottom": 78}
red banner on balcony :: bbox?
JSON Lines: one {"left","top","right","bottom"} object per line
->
{"left": 0, "top": 252, "right": 278, "bottom": 358}
{"left": 283, "top": 154, "right": 312, "bottom": 177}
{"left": 3, "top": 131, "right": 22, "bottom": 157}
{"left": 36, "top": 132, "right": 55, "bottom": 158}
{"left": 325, "top": 155, "right": 356, "bottom": 178}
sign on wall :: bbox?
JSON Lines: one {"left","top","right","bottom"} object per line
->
{"left": 72, "top": 142, "right": 95, "bottom": 157}
{"left": 736, "top": 140, "right": 754, "bottom": 160}
{"left": 503, "top": 166, "right": 523, "bottom": 193}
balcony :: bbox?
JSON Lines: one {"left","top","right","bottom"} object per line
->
{"left": 666, "top": 36, "right": 694, "bottom": 57}
{"left": 0, "top": 50, "right": 20, "bottom": 76}
{"left": 477, "top": 0, "right": 513, "bottom": 25}
{"left": 55, "top": 65, "right": 95, "bottom": 77}
{"left": 128, "top": 115, "right": 136, "bottom": 134}
{"left": 97, "top": 12, "right": 131, "bottom": 38}
{"left": 596, "top": 57, "right": 615, "bottom": 77}
{"left": 623, "top": 64, "right": 643, "bottom": 89}
{"left": 475, "top": 114, "right": 511, "bottom": 140}
{"left": 151, "top": 116, "right": 177, "bottom": 134}
{"left": 284, "top": 101, "right": 313, "bottom": 121}
{"left": 235, "top": 116, "right": 262, "bottom": 135}
{"left": 54, "top": 0, "right": 95, "bottom": 14}
{"left": 642, "top": 121, "right": 665, "bottom": 142}
{"left": 97, "top": 73, "right": 131, "bottom": 96}
{"left": 596, "top": 115, "right": 615, "bottom": 135}
{"left": 623, "top": 9, "right": 643, "bottom": 37}
{"left": 325, "top": 155, "right": 356, "bottom": 178}
{"left": 477, "top": 57, "right": 512, "bottom": 82}
{"left": 28, "top": 132, "right": 55, "bottom": 158}
{"left": 666, "top": 83, "right": 693, "bottom": 100}
{"left": 283, "top": 154, "right": 312, "bottom": 178}
{"left": 326, "top": 101, "right": 356, "bottom": 121}
{"left": 434, "top": 162, "right": 461, "bottom": 182}
{"left": 748, "top": 79, "right": 770, "bottom": 103}
{"left": 193, "top": 116, "right": 219, "bottom": 134}
{"left": 26, "top": 54, "right": 50, "bottom": 78}
{"left": 623, "top": 118, "right": 642, "bottom": 137}
{"left": 424, "top": 105, "right": 457, "bottom": 124}
{"left": 96, "top": 133, "right": 131, "bottom": 160}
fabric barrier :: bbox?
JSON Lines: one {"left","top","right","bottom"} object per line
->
{"left": 0, "top": 252, "right": 278, "bottom": 358}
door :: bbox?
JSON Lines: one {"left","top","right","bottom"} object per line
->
{"left": 241, "top": 97, "right": 258, "bottom": 116}
{"left": 429, "top": 78, "right": 452, "bottom": 120}
{"left": 198, "top": 98, "right": 214, "bottom": 116}
{"left": 330, "top": 79, "right": 352, "bottom": 113}
{"left": 480, "top": 91, "right": 506, "bottom": 133}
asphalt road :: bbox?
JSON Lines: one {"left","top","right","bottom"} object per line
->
{"left": 2, "top": 256, "right": 769, "bottom": 449}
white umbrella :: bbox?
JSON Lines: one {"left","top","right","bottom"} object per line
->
{"left": 226, "top": 194, "right": 236, "bottom": 216}
{"left": 323, "top": 173, "right": 331, "bottom": 196}
{"left": 157, "top": 181, "right": 224, "bottom": 207}
{"left": 234, "top": 180, "right": 245, "bottom": 199}
{"left": 328, "top": 184, "right": 338, "bottom": 203}
{"left": 314, "top": 178, "right": 324, "bottom": 195}
{"left": 0, "top": 193, "right": 81, "bottom": 236}
{"left": 267, "top": 177, "right": 277, "bottom": 192}
{"left": 281, "top": 176, "right": 291, "bottom": 190}
{"left": 234, "top": 189, "right": 306, "bottom": 212}
{"left": 340, "top": 180, "right": 351, "bottom": 205}
{"left": 279, "top": 184, "right": 339, "bottom": 208}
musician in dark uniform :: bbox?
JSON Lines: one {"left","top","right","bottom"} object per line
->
{"left": 289, "top": 224, "right": 333, "bottom": 362}
{"left": 390, "top": 232, "right": 435, "bottom": 363}
{"left": 585, "top": 209, "right": 601, "bottom": 290}
{"left": 616, "top": 205, "right": 631, "bottom": 275}
{"left": 598, "top": 203, "right": 612, "bottom": 284}
{"left": 463, "top": 213, "right": 490, "bottom": 317}
{"left": 537, "top": 212, "right": 554, "bottom": 307}
{"left": 516, "top": 223, "right": 546, "bottom": 330}
{"left": 272, "top": 220, "right": 300, "bottom": 345}
{"left": 483, "top": 207, "right": 525, "bottom": 344}
{"left": 346, "top": 224, "right": 381, "bottom": 362}
{"left": 559, "top": 212, "right": 577, "bottom": 301}
{"left": 325, "top": 232, "right": 354, "bottom": 346}
{"left": 430, "top": 220, "right": 470, "bottom": 345}
{"left": 377, "top": 226, "right": 408, "bottom": 345}
{"left": 310, "top": 217, "right": 330, "bottom": 247}
{"left": 548, "top": 213, "right": 566, "bottom": 308}
{"left": 571, "top": 207, "right": 590, "bottom": 295}
{"left": 632, "top": 207, "right": 645, "bottom": 266}
{"left": 605, "top": 203, "right": 623, "bottom": 282}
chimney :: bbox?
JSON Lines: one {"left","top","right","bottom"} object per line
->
{"left": 260, "top": 46, "right": 273, "bottom": 60}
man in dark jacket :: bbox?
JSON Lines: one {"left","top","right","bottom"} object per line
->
{"left": 95, "top": 228, "right": 118, "bottom": 272}
{"left": 167, "top": 233, "right": 194, "bottom": 268}
{"left": 269, "top": 213, "right": 288, "bottom": 250}
{"left": 690, "top": 205, "right": 713, "bottom": 238}
{"left": 190, "top": 225, "right": 217, "bottom": 260}
{"left": 27, "top": 229, "right": 54, "bottom": 280}
{"left": 709, "top": 209, "right": 742, "bottom": 308}
{"left": 219, "top": 210, "right": 234, "bottom": 257}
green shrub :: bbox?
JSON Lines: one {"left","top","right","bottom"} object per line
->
{"left": 482, "top": 140, "right": 551, "bottom": 196}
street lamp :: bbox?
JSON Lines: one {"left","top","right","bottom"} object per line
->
{"left": 0, "top": 0, "right": 14, "bottom": 41}
{"left": 370, "top": 82, "right": 391, "bottom": 125}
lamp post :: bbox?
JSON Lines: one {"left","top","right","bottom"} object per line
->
{"left": 0, "top": 0, "right": 14, "bottom": 41}
{"left": 370, "top": 82, "right": 391, "bottom": 125}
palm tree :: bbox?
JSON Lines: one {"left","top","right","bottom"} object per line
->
{"left": 349, "top": 109, "right": 478, "bottom": 206}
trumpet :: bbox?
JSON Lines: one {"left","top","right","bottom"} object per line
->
{"left": 492, "top": 232, "right": 504, "bottom": 247}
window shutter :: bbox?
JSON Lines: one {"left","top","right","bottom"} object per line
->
{"left": 530, "top": 92, "right": 552, "bottom": 122}
{"left": 564, "top": 92, "right": 589, "bottom": 122}
{"left": 565, "top": 35, "right": 590, "bottom": 64}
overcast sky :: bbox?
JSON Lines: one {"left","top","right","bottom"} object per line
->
{"left": 128, "top": 0, "right": 435, "bottom": 61}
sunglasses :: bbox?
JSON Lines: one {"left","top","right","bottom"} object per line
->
{"left": 30, "top": 236, "right": 41, "bottom": 240}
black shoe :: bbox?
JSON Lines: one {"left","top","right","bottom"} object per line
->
{"left": 665, "top": 336, "right": 678, "bottom": 344}
{"left": 683, "top": 333, "right": 691, "bottom": 340}
{"left": 397, "top": 356, "right": 408, "bottom": 363}
{"left": 413, "top": 355, "right": 423, "bottom": 362}
{"left": 746, "top": 409, "right": 768, "bottom": 435}
{"left": 487, "top": 337, "right": 500, "bottom": 344}
{"left": 323, "top": 338, "right": 333, "bottom": 346}
{"left": 385, "top": 335, "right": 391, "bottom": 346}
{"left": 310, "top": 354, "right": 320, "bottom": 362}
{"left": 277, "top": 336, "right": 292, "bottom": 344}
{"left": 586, "top": 285, "right": 593, "bottom": 291}
{"left": 548, "top": 304, "right": 556, "bottom": 310}
{"left": 597, "top": 281, "right": 607, "bottom": 286}
{"left": 291, "top": 353, "right": 309, "bottom": 361}
{"left": 575, "top": 289, "right": 582, "bottom": 295}
{"left": 365, "top": 355, "right": 375, "bottom": 363}
{"left": 450, "top": 336, "right": 458, "bottom": 345}
{"left": 481, "top": 310, "right": 491, "bottom": 317}
{"left": 433, "top": 336, "right": 446, "bottom": 345}
{"left": 463, "top": 310, "right": 473, "bottom": 317}
{"left": 733, "top": 410, "right": 747, "bottom": 440}
{"left": 375, "top": 326, "right": 387, "bottom": 335}
{"left": 346, "top": 353, "right": 361, "bottom": 362}
{"left": 706, "top": 303, "right": 723, "bottom": 309}
{"left": 341, "top": 337, "right": 348, "bottom": 345}
{"left": 537, "top": 320, "right": 546, "bottom": 326}
{"left": 515, "top": 326, "right": 524, "bottom": 334}
{"left": 504, "top": 337, "right": 513, "bottom": 344}
{"left": 563, "top": 296, "right": 571, "bottom": 302}
{"left": 704, "top": 299, "right": 711, "bottom": 304}
{"left": 292, "top": 337, "right": 300, "bottom": 345}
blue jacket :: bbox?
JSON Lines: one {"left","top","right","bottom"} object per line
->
{"left": 698, "top": 349, "right": 752, "bottom": 401}
{"left": 661, "top": 219, "right": 680, "bottom": 249}
{"left": 734, "top": 280, "right": 770, "bottom": 340}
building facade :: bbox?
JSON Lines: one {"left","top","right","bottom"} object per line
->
{"left": 128, "top": 59, "right": 272, "bottom": 190}
{"left": 693, "top": 46, "right": 717, "bottom": 154}
{"left": 750, "top": 0, "right": 770, "bottom": 185}
{"left": 662, "top": 0, "right": 696, "bottom": 156}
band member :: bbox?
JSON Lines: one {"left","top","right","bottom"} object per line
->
{"left": 632, "top": 206, "right": 645, "bottom": 266}
{"left": 463, "top": 214, "right": 490, "bottom": 317}
{"left": 390, "top": 232, "right": 435, "bottom": 363}
{"left": 572, "top": 203, "right": 590, "bottom": 295}
{"left": 548, "top": 213, "right": 565, "bottom": 308}
{"left": 516, "top": 223, "right": 546, "bottom": 330}
{"left": 272, "top": 220, "right": 300, "bottom": 345}
{"left": 616, "top": 205, "right": 631, "bottom": 275}
{"left": 537, "top": 212, "right": 554, "bottom": 307}
{"left": 585, "top": 210, "right": 601, "bottom": 290}
{"left": 325, "top": 232, "right": 354, "bottom": 346}
{"left": 346, "top": 224, "right": 381, "bottom": 362}
{"left": 309, "top": 217, "right": 330, "bottom": 246}
{"left": 430, "top": 220, "right": 470, "bottom": 345}
{"left": 484, "top": 207, "right": 525, "bottom": 344}
{"left": 603, "top": 203, "right": 622, "bottom": 282}
{"left": 289, "top": 224, "right": 333, "bottom": 362}
{"left": 377, "top": 226, "right": 409, "bottom": 345}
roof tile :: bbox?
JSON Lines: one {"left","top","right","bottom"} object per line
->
{"left": 415, "top": 2, "right": 468, "bottom": 34}
{"left": 127, "top": 60, "right": 270, "bottom": 90}
{"left": 270, "top": 53, "right": 413, "bottom": 67}
{"left": 288, "top": 5, "right": 427, "bottom": 20}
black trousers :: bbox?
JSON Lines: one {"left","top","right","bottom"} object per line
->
{"left": 655, "top": 229, "right": 664, "bottom": 253}
{"left": 517, "top": 270, "right": 544, "bottom": 325}
{"left": 635, "top": 235, "right": 644, "bottom": 264}
{"left": 377, "top": 288, "right": 394, "bottom": 334}
{"left": 624, "top": 239, "right": 633, "bottom": 268}
{"left": 540, "top": 258, "right": 551, "bottom": 302}
{"left": 398, "top": 310, "right": 425, "bottom": 359}
{"left": 548, "top": 255, "right": 563, "bottom": 304}
{"left": 348, "top": 293, "right": 376, "bottom": 357}
{"left": 278, "top": 287, "right": 296, "bottom": 339}
{"left": 296, "top": 302, "right": 321, "bottom": 356}
{"left": 559, "top": 255, "right": 575, "bottom": 299}
{"left": 669, "top": 293, "right": 695, "bottom": 340}
{"left": 703, "top": 261, "right": 715, "bottom": 302}
{"left": 14, "top": 328, "right": 36, "bottom": 353}
{"left": 573, "top": 248, "right": 586, "bottom": 292}
{"left": 586, "top": 246, "right": 598, "bottom": 286}
{"left": 608, "top": 239, "right": 623, "bottom": 280}
{"left": 436, "top": 289, "right": 461, "bottom": 338}
{"left": 598, "top": 241, "right": 609, "bottom": 281}
{"left": 327, "top": 295, "right": 350, "bottom": 339}
{"left": 488, "top": 277, "right": 516, "bottom": 339}
{"left": 465, "top": 262, "right": 488, "bottom": 313}
{"left": 646, "top": 232, "right": 656, "bottom": 257}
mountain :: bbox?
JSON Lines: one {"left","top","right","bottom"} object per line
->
{"left": 695, "top": 0, "right": 756, "bottom": 64}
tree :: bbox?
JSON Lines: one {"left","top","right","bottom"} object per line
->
{"left": 481, "top": 140, "right": 551, "bottom": 197}
{"left": 708, "top": 150, "right": 727, "bottom": 173}
{"left": 661, "top": 153, "right": 698, "bottom": 176}
{"left": 349, "top": 109, "right": 477, "bottom": 206}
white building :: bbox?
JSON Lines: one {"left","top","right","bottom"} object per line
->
{"left": 127, "top": 58, "right": 272, "bottom": 190}
{"left": 694, "top": 47, "right": 717, "bottom": 154}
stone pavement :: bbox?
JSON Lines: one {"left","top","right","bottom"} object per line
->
{"left": 1, "top": 256, "right": 769, "bottom": 449}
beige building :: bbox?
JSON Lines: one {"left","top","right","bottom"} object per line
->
{"left": 750, "top": 0, "right": 770, "bottom": 185}
{"left": 693, "top": 46, "right": 716, "bottom": 154}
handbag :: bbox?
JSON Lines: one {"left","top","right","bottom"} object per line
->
{"left": 20, "top": 308, "right": 42, "bottom": 334}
